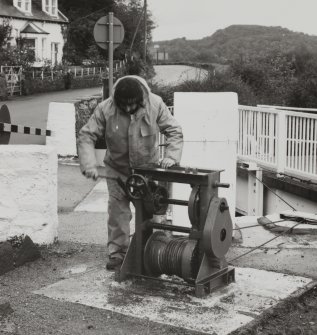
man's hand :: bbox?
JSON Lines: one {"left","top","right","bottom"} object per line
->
{"left": 83, "top": 168, "right": 98, "bottom": 181}
{"left": 160, "top": 158, "right": 175, "bottom": 169}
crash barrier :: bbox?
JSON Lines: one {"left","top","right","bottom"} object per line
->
{"left": 0, "top": 104, "right": 53, "bottom": 145}
{"left": 0, "top": 104, "right": 58, "bottom": 244}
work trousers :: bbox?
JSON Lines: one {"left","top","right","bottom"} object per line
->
{"left": 105, "top": 165, "right": 132, "bottom": 260}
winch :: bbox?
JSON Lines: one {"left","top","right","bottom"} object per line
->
{"left": 116, "top": 164, "right": 235, "bottom": 298}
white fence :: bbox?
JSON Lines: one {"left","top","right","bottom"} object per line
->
{"left": 238, "top": 105, "right": 317, "bottom": 181}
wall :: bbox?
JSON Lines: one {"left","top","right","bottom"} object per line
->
{"left": 0, "top": 145, "right": 58, "bottom": 244}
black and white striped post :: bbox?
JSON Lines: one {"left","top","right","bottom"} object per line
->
{"left": 0, "top": 104, "right": 53, "bottom": 145}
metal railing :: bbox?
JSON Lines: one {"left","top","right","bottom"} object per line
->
{"left": 238, "top": 105, "right": 317, "bottom": 180}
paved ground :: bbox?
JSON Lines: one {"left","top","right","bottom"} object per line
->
{"left": 1, "top": 162, "right": 317, "bottom": 334}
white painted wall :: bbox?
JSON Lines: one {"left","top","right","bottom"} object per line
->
{"left": 47, "top": 102, "right": 77, "bottom": 156}
{"left": 1, "top": 17, "right": 65, "bottom": 66}
{"left": 173, "top": 92, "right": 239, "bottom": 226}
{"left": 0, "top": 145, "right": 58, "bottom": 244}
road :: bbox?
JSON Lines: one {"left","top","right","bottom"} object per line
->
{"left": 1, "top": 65, "right": 205, "bottom": 144}
{"left": 153, "top": 65, "right": 207, "bottom": 85}
{"left": 2, "top": 86, "right": 101, "bottom": 144}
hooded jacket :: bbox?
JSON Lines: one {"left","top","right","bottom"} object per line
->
{"left": 77, "top": 75, "right": 183, "bottom": 176}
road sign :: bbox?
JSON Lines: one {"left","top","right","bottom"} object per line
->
{"left": 93, "top": 15, "right": 125, "bottom": 50}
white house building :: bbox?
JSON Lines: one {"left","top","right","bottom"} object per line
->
{"left": 0, "top": 0, "right": 68, "bottom": 67}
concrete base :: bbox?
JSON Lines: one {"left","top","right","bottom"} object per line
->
{"left": 34, "top": 267, "right": 312, "bottom": 335}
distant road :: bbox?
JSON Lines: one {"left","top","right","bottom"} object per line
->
{"left": 153, "top": 65, "right": 208, "bottom": 86}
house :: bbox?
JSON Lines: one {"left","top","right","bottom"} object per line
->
{"left": 0, "top": 0, "right": 68, "bottom": 67}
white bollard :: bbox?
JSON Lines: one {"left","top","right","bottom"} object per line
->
{"left": 47, "top": 102, "right": 77, "bottom": 156}
{"left": 173, "top": 92, "right": 239, "bottom": 225}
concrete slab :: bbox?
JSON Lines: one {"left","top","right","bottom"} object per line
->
{"left": 74, "top": 180, "right": 109, "bottom": 213}
{"left": 264, "top": 210, "right": 317, "bottom": 234}
{"left": 235, "top": 216, "right": 317, "bottom": 249}
{"left": 34, "top": 267, "right": 312, "bottom": 335}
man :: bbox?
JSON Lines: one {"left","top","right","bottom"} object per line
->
{"left": 77, "top": 75, "right": 183, "bottom": 270}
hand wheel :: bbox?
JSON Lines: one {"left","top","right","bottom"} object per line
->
{"left": 126, "top": 174, "right": 149, "bottom": 200}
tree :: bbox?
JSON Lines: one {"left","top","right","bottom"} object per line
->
{"left": 0, "top": 19, "right": 12, "bottom": 48}
{"left": 59, "top": 0, "right": 155, "bottom": 67}
{"left": 0, "top": 21, "right": 34, "bottom": 70}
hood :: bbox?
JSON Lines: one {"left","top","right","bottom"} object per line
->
{"left": 111, "top": 75, "right": 151, "bottom": 103}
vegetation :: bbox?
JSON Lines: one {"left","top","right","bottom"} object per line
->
{"left": 156, "top": 25, "right": 317, "bottom": 64}
{"left": 0, "top": 20, "right": 35, "bottom": 70}
{"left": 152, "top": 25, "right": 317, "bottom": 108}
{"left": 59, "top": 0, "right": 155, "bottom": 77}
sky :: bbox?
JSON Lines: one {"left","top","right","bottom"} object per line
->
{"left": 147, "top": 0, "right": 317, "bottom": 41}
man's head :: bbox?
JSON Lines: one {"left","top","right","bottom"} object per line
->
{"left": 114, "top": 77, "right": 144, "bottom": 114}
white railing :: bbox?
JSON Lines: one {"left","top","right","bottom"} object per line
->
{"left": 238, "top": 105, "right": 317, "bottom": 181}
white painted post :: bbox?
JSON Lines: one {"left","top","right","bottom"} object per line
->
{"left": 247, "top": 163, "right": 263, "bottom": 216}
{"left": 74, "top": 67, "right": 77, "bottom": 77}
{"left": 81, "top": 68, "right": 84, "bottom": 77}
{"left": 277, "top": 110, "right": 287, "bottom": 174}
{"left": 173, "top": 92, "right": 239, "bottom": 222}
{"left": 41, "top": 71, "right": 44, "bottom": 80}
{"left": 93, "top": 67, "right": 96, "bottom": 75}
{"left": 51, "top": 70, "right": 53, "bottom": 80}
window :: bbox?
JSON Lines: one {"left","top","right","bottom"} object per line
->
{"left": 51, "top": 42, "right": 59, "bottom": 65}
{"left": 52, "top": 0, "right": 57, "bottom": 16}
{"left": 25, "top": 0, "right": 31, "bottom": 11}
{"left": 43, "top": 0, "right": 58, "bottom": 16}
{"left": 23, "top": 38, "right": 36, "bottom": 61}
{"left": 45, "top": 0, "right": 50, "bottom": 12}
{"left": 15, "top": 0, "right": 31, "bottom": 12}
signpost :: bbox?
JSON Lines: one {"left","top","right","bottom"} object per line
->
{"left": 93, "top": 13, "right": 125, "bottom": 99}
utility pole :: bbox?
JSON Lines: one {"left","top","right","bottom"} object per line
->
{"left": 143, "top": 0, "right": 147, "bottom": 60}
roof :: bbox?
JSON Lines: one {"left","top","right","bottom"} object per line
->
{"left": 0, "top": 0, "right": 68, "bottom": 24}
{"left": 20, "top": 22, "right": 49, "bottom": 34}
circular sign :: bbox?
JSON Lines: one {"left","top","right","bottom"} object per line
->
{"left": 0, "top": 104, "right": 11, "bottom": 144}
{"left": 94, "top": 15, "right": 125, "bottom": 50}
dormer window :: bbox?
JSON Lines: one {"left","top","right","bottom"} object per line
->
{"left": 43, "top": 0, "right": 58, "bottom": 17}
{"left": 14, "top": 0, "right": 32, "bottom": 13}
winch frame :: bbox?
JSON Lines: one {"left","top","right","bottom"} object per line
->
{"left": 116, "top": 164, "right": 235, "bottom": 298}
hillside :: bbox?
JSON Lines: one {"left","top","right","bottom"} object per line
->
{"left": 154, "top": 25, "right": 317, "bottom": 64}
